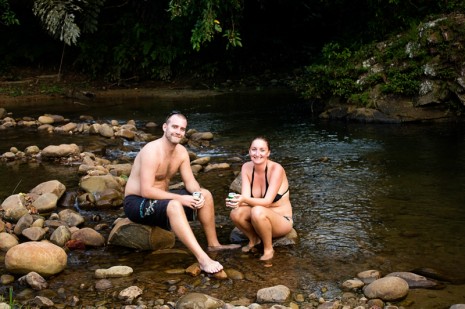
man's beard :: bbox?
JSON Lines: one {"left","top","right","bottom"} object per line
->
{"left": 166, "top": 132, "right": 182, "bottom": 144}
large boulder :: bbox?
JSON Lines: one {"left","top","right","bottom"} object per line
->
{"left": 29, "top": 180, "right": 66, "bottom": 199}
{"left": 41, "top": 144, "right": 80, "bottom": 158}
{"left": 0, "top": 194, "right": 28, "bottom": 222}
{"left": 5, "top": 241, "right": 67, "bottom": 276}
{"left": 108, "top": 218, "right": 175, "bottom": 251}
{"left": 363, "top": 276, "right": 409, "bottom": 301}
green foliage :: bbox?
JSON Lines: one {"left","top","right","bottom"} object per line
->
{"left": 380, "top": 69, "right": 421, "bottom": 96}
{"left": 0, "top": 0, "right": 19, "bottom": 26}
{"left": 168, "top": 0, "right": 243, "bottom": 51}
{"left": 295, "top": 12, "right": 465, "bottom": 113}
{"left": 0, "top": 86, "right": 24, "bottom": 97}
{"left": 438, "top": 0, "right": 465, "bottom": 11}
{"left": 32, "top": 0, "right": 104, "bottom": 46}
{"left": 294, "top": 42, "right": 367, "bottom": 100}
{"left": 348, "top": 92, "right": 371, "bottom": 107}
{"left": 39, "top": 84, "right": 64, "bottom": 94}
{"left": 74, "top": 7, "right": 189, "bottom": 81}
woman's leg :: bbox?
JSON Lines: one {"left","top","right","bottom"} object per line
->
{"left": 230, "top": 206, "right": 261, "bottom": 251}
{"left": 249, "top": 206, "right": 293, "bottom": 260}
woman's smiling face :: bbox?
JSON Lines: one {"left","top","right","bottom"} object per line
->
{"left": 249, "top": 138, "right": 270, "bottom": 162}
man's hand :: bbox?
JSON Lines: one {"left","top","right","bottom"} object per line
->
{"left": 193, "top": 193, "right": 205, "bottom": 209}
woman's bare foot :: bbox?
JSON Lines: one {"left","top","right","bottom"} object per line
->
{"left": 259, "top": 249, "right": 274, "bottom": 261}
{"left": 242, "top": 239, "right": 262, "bottom": 253}
{"left": 199, "top": 259, "right": 223, "bottom": 274}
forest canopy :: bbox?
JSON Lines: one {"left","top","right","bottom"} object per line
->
{"left": 1, "top": 0, "right": 464, "bottom": 82}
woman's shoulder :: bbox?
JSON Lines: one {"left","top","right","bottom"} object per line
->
{"left": 241, "top": 161, "right": 255, "bottom": 175}
{"left": 269, "top": 160, "right": 284, "bottom": 171}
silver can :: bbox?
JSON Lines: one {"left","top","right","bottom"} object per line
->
{"left": 227, "top": 192, "right": 236, "bottom": 199}
{"left": 193, "top": 192, "right": 201, "bottom": 200}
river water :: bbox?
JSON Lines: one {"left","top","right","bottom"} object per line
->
{"left": 1, "top": 89, "right": 465, "bottom": 307}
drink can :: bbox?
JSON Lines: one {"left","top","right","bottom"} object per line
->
{"left": 228, "top": 192, "right": 236, "bottom": 199}
{"left": 193, "top": 192, "right": 201, "bottom": 200}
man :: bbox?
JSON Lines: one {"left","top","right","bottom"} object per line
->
{"left": 124, "top": 111, "right": 239, "bottom": 274}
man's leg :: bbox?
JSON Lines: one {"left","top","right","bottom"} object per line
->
{"left": 197, "top": 188, "right": 241, "bottom": 251}
{"left": 166, "top": 199, "right": 223, "bottom": 273}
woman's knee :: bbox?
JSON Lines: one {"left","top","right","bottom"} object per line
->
{"left": 230, "top": 207, "right": 248, "bottom": 221}
{"left": 250, "top": 206, "right": 267, "bottom": 220}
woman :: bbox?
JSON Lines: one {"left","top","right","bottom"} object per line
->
{"left": 227, "top": 137, "right": 293, "bottom": 261}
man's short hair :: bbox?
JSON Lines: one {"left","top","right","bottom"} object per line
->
{"left": 165, "top": 110, "right": 187, "bottom": 123}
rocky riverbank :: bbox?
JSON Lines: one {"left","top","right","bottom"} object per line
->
{"left": 1, "top": 106, "right": 465, "bottom": 308}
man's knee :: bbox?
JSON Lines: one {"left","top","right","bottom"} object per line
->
{"left": 167, "top": 200, "right": 184, "bottom": 215}
{"left": 200, "top": 188, "right": 212, "bottom": 199}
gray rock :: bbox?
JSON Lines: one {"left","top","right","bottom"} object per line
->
{"left": 95, "top": 266, "right": 133, "bottom": 278}
{"left": 176, "top": 293, "right": 224, "bottom": 309}
{"left": 32, "top": 192, "right": 58, "bottom": 214}
{"left": 18, "top": 271, "right": 48, "bottom": 290}
{"left": 41, "top": 144, "right": 80, "bottom": 158}
{"left": 14, "top": 214, "right": 34, "bottom": 235}
{"left": 1, "top": 194, "right": 28, "bottom": 222}
{"left": 357, "top": 270, "right": 381, "bottom": 284}
{"left": 71, "top": 227, "right": 105, "bottom": 247}
{"left": 363, "top": 277, "right": 409, "bottom": 301}
{"left": 58, "top": 209, "right": 85, "bottom": 227}
{"left": 22, "top": 227, "right": 46, "bottom": 241}
{"left": 33, "top": 296, "right": 54, "bottom": 307}
{"left": 50, "top": 225, "right": 72, "bottom": 247}
{"left": 0, "top": 232, "right": 19, "bottom": 251}
{"left": 386, "top": 271, "right": 439, "bottom": 289}
{"left": 30, "top": 180, "right": 66, "bottom": 199}
{"left": 229, "top": 227, "right": 298, "bottom": 247}
{"left": 256, "top": 285, "right": 290, "bottom": 303}
{"left": 118, "top": 286, "right": 143, "bottom": 304}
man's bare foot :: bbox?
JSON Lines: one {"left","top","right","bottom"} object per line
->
{"left": 241, "top": 240, "right": 262, "bottom": 253}
{"left": 207, "top": 244, "right": 241, "bottom": 251}
{"left": 259, "top": 249, "right": 274, "bottom": 261}
{"left": 199, "top": 259, "right": 223, "bottom": 274}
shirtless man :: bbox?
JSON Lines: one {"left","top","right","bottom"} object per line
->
{"left": 124, "top": 111, "right": 239, "bottom": 273}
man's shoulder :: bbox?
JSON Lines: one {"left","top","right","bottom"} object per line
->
{"left": 174, "top": 143, "right": 188, "bottom": 154}
{"left": 141, "top": 138, "right": 162, "bottom": 150}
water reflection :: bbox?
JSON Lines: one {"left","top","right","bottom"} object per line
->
{"left": 2, "top": 90, "right": 465, "bottom": 305}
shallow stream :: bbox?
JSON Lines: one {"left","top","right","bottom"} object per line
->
{"left": 1, "top": 89, "right": 465, "bottom": 307}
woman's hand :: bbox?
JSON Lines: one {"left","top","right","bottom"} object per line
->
{"left": 225, "top": 194, "right": 241, "bottom": 209}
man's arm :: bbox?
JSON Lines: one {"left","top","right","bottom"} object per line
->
{"left": 138, "top": 144, "right": 168, "bottom": 199}
{"left": 179, "top": 147, "right": 201, "bottom": 194}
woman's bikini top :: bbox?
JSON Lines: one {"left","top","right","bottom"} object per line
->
{"left": 251, "top": 165, "right": 289, "bottom": 203}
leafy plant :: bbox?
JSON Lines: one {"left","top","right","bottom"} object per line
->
{"left": 32, "top": 0, "right": 105, "bottom": 78}
{"left": 0, "top": 0, "right": 19, "bottom": 26}
{"left": 168, "top": 0, "right": 243, "bottom": 51}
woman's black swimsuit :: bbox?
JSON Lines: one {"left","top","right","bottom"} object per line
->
{"left": 250, "top": 165, "right": 289, "bottom": 203}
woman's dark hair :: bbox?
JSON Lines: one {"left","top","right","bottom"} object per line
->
{"left": 250, "top": 136, "right": 270, "bottom": 150}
